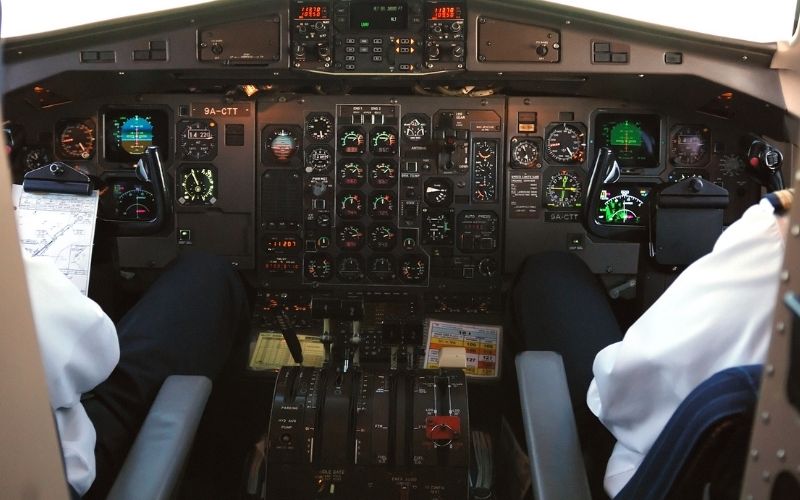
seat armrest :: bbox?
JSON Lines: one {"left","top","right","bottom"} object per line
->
{"left": 516, "top": 352, "right": 591, "bottom": 500}
{"left": 107, "top": 375, "right": 212, "bottom": 500}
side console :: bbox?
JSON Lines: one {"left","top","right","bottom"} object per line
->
{"left": 291, "top": 0, "right": 466, "bottom": 73}
{"left": 266, "top": 367, "right": 470, "bottom": 499}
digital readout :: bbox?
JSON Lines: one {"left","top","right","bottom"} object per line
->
{"left": 430, "top": 6, "right": 461, "bottom": 20}
{"left": 266, "top": 236, "right": 300, "bottom": 250}
{"left": 297, "top": 5, "right": 328, "bottom": 19}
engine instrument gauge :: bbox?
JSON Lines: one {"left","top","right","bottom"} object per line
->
{"left": 472, "top": 140, "right": 498, "bottom": 202}
{"left": 596, "top": 186, "right": 649, "bottom": 225}
{"left": 306, "top": 112, "right": 334, "bottom": 142}
{"left": 176, "top": 119, "right": 217, "bottom": 161}
{"left": 545, "top": 123, "right": 586, "bottom": 164}
{"left": 178, "top": 165, "right": 217, "bottom": 205}
{"left": 545, "top": 169, "right": 582, "bottom": 208}
{"left": 368, "top": 255, "right": 396, "bottom": 282}
{"left": 339, "top": 127, "right": 366, "bottom": 155}
{"left": 117, "top": 185, "right": 156, "bottom": 220}
{"left": 369, "top": 160, "right": 397, "bottom": 187}
{"left": 337, "top": 255, "right": 364, "bottom": 282}
{"left": 510, "top": 137, "right": 541, "bottom": 169}
{"left": 422, "top": 210, "right": 454, "bottom": 245}
{"left": 368, "top": 191, "right": 396, "bottom": 219}
{"left": 399, "top": 255, "right": 427, "bottom": 284}
{"left": 370, "top": 127, "right": 398, "bottom": 155}
{"left": 337, "top": 191, "right": 365, "bottom": 218}
{"left": 305, "top": 254, "right": 333, "bottom": 281}
{"left": 306, "top": 146, "right": 333, "bottom": 173}
{"left": 424, "top": 178, "right": 453, "bottom": 207}
{"left": 56, "top": 119, "right": 96, "bottom": 160}
{"left": 368, "top": 223, "right": 397, "bottom": 250}
{"left": 337, "top": 223, "right": 366, "bottom": 250}
{"left": 264, "top": 127, "right": 300, "bottom": 162}
{"left": 670, "top": 125, "right": 710, "bottom": 167}
{"left": 719, "top": 154, "right": 745, "bottom": 178}
{"left": 338, "top": 159, "right": 366, "bottom": 186}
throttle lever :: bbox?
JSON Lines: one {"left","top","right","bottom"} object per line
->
{"left": 745, "top": 136, "right": 784, "bottom": 192}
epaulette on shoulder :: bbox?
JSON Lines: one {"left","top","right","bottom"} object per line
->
{"left": 764, "top": 189, "right": 794, "bottom": 214}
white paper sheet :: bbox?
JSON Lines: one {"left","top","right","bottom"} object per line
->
{"left": 12, "top": 184, "right": 99, "bottom": 295}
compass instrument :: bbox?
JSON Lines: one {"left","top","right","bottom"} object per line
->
{"left": 545, "top": 169, "right": 582, "bottom": 208}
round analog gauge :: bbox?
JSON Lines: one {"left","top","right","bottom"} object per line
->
{"left": 670, "top": 125, "right": 710, "bottom": 167}
{"left": 337, "top": 191, "right": 365, "bottom": 219}
{"left": 369, "top": 191, "right": 396, "bottom": 219}
{"left": 401, "top": 114, "right": 429, "bottom": 143}
{"left": 305, "top": 146, "right": 333, "bottom": 173}
{"left": 368, "top": 223, "right": 397, "bottom": 250}
{"left": 545, "top": 170, "right": 582, "bottom": 208}
{"left": 510, "top": 138, "right": 540, "bottom": 168}
{"left": 305, "top": 254, "right": 333, "bottom": 281}
{"left": 337, "top": 255, "right": 364, "bottom": 282}
{"left": 370, "top": 127, "right": 398, "bottom": 156}
{"left": 22, "top": 146, "right": 52, "bottom": 171}
{"left": 719, "top": 154, "right": 745, "bottom": 178}
{"left": 177, "top": 119, "right": 217, "bottom": 161}
{"left": 57, "top": 120, "right": 96, "bottom": 160}
{"left": 368, "top": 255, "right": 396, "bottom": 282}
{"left": 117, "top": 186, "right": 156, "bottom": 220}
{"left": 598, "top": 188, "right": 646, "bottom": 225}
{"left": 473, "top": 178, "right": 496, "bottom": 202}
{"left": 337, "top": 223, "right": 366, "bottom": 250}
{"left": 306, "top": 112, "right": 334, "bottom": 142}
{"left": 369, "top": 160, "right": 397, "bottom": 187}
{"left": 178, "top": 166, "right": 217, "bottom": 205}
{"left": 339, "top": 127, "right": 366, "bottom": 155}
{"left": 265, "top": 128, "right": 299, "bottom": 162}
{"left": 423, "top": 212, "right": 453, "bottom": 244}
{"left": 545, "top": 123, "right": 586, "bottom": 164}
{"left": 399, "top": 255, "right": 427, "bottom": 284}
{"left": 338, "top": 159, "right": 366, "bottom": 186}
{"left": 424, "top": 178, "right": 453, "bottom": 207}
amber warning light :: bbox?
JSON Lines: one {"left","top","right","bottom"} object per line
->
{"left": 297, "top": 5, "right": 328, "bottom": 19}
{"left": 430, "top": 6, "right": 461, "bottom": 20}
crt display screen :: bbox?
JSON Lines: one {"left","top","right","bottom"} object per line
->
{"left": 350, "top": 2, "right": 407, "bottom": 30}
{"left": 595, "top": 184, "right": 651, "bottom": 226}
{"left": 104, "top": 109, "right": 169, "bottom": 163}
{"left": 594, "top": 113, "right": 660, "bottom": 168}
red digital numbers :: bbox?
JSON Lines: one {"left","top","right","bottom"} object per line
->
{"left": 298, "top": 5, "right": 327, "bottom": 19}
{"left": 431, "top": 6, "right": 458, "bottom": 20}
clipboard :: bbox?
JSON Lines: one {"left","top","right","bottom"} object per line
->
{"left": 22, "top": 161, "right": 92, "bottom": 196}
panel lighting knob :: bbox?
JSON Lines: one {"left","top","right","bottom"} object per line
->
{"left": 427, "top": 43, "right": 441, "bottom": 59}
{"left": 210, "top": 42, "right": 224, "bottom": 55}
{"left": 317, "top": 43, "right": 331, "bottom": 59}
{"left": 536, "top": 45, "right": 549, "bottom": 57}
{"left": 450, "top": 22, "right": 462, "bottom": 33}
{"left": 451, "top": 45, "right": 464, "bottom": 58}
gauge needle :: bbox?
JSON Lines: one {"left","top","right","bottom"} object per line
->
{"left": 191, "top": 170, "right": 200, "bottom": 184}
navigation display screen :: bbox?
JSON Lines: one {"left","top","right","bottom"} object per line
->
{"left": 594, "top": 113, "right": 660, "bottom": 168}
{"left": 104, "top": 109, "right": 169, "bottom": 163}
{"left": 350, "top": 2, "right": 407, "bottom": 30}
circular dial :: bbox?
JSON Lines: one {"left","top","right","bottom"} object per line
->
{"left": 511, "top": 138, "right": 540, "bottom": 168}
{"left": 401, "top": 114, "right": 429, "bottom": 143}
{"left": 305, "top": 146, "right": 333, "bottom": 173}
{"left": 545, "top": 170, "right": 582, "bottom": 208}
{"left": 265, "top": 128, "right": 299, "bottom": 161}
{"left": 670, "top": 125, "right": 710, "bottom": 167}
{"left": 473, "top": 141, "right": 497, "bottom": 201}
{"left": 719, "top": 154, "right": 745, "bottom": 178}
{"left": 177, "top": 119, "right": 217, "bottom": 161}
{"left": 369, "top": 160, "right": 397, "bottom": 187}
{"left": 339, "top": 127, "right": 366, "bottom": 155}
{"left": 424, "top": 178, "right": 453, "bottom": 207}
{"left": 545, "top": 123, "right": 586, "bottom": 164}
{"left": 338, "top": 159, "right": 366, "bottom": 186}
{"left": 22, "top": 146, "right": 52, "bottom": 171}
{"left": 336, "top": 223, "right": 366, "bottom": 250}
{"left": 337, "top": 191, "right": 365, "bottom": 219}
{"left": 306, "top": 112, "right": 334, "bottom": 142}
{"left": 473, "top": 178, "right": 496, "bottom": 202}
{"left": 305, "top": 254, "right": 333, "bottom": 281}
{"left": 598, "top": 189, "right": 645, "bottom": 225}
{"left": 117, "top": 186, "right": 156, "bottom": 220}
{"left": 423, "top": 212, "right": 453, "bottom": 244}
{"left": 368, "top": 255, "right": 396, "bottom": 282}
{"left": 370, "top": 127, "right": 398, "bottom": 156}
{"left": 57, "top": 120, "right": 96, "bottom": 160}
{"left": 337, "top": 255, "right": 364, "bottom": 282}
{"left": 368, "top": 223, "right": 397, "bottom": 250}
{"left": 178, "top": 166, "right": 217, "bottom": 204}
{"left": 368, "top": 191, "right": 396, "bottom": 219}
{"left": 399, "top": 255, "right": 427, "bottom": 284}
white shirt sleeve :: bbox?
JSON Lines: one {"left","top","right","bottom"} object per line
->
{"left": 586, "top": 198, "right": 786, "bottom": 497}
{"left": 23, "top": 253, "right": 120, "bottom": 495}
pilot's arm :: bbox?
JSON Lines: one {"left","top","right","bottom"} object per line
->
{"left": 587, "top": 196, "right": 788, "bottom": 496}
{"left": 23, "top": 252, "right": 119, "bottom": 495}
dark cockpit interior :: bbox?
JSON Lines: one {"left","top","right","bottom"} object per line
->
{"left": 2, "top": 0, "right": 799, "bottom": 498}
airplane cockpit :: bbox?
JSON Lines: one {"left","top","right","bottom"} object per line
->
{"left": 2, "top": 0, "right": 800, "bottom": 498}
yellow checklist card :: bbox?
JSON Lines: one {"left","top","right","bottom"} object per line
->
{"left": 248, "top": 331, "right": 325, "bottom": 370}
